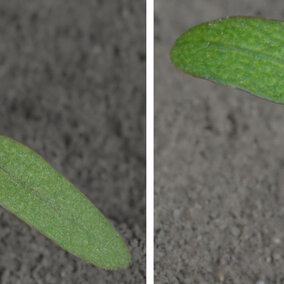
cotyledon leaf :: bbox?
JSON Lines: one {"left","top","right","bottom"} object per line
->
{"left": 0, "top": 136, "right": 130, "bottom": 269}
{"left": 171, "top": 17, "right": 284, "bottom": 104}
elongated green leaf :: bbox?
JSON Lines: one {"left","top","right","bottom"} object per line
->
{"left": 171, "top": 17, "right": 284, "bottom": 103}
{"left": 0, "top": 136, "right": 130, "bottom": 269}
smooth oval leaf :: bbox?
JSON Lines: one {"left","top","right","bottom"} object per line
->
{"left": 0, "top": 136, "right": 130, "bottom": 269}
{"left": 171, "top": 17, "right": 284, "bottom": 104}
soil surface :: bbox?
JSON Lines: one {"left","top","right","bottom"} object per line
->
{"left": 155, "top": 1, "right": 284, "bottom": 283}
{"left": 0, "top": 1, "right": 145, "bottom": 283}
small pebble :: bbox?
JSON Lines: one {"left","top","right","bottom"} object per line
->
{"left": 273, "top": 253, "right": 281, "bottom": 261}
{"left": 273, "top": 237, "right": 280, "bottom": 244}
{"left": 218, "top": 271, "right": 225, "bottom": 282}
{"left": 231, "top": 226, "right": 240, "bottom": 237}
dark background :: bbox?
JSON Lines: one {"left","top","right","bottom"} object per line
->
{"left": 155, "top": 0, "right": 284, "bottom": 283}
{"left": 0, "top": 1, "right": 145, "bottom": 283}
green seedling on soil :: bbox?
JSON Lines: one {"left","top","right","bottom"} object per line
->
{"left": 0, "top": 136, "right": 130, "bottom": 269}
{"left": 171, "top": 17, "right": 284, "bottom": 104}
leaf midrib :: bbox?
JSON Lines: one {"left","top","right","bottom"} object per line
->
{"left": 178, "top": 40, "right": 284, "bottom": 67}
{"left": 0, "top": 164, "right": 92, "bottom": 244}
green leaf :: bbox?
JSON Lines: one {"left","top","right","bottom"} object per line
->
{"left": 171, "top": 17, "right": 284, "bottom": 104}
{"left": 0, "top": 136, "right": 130, "bottom": 269}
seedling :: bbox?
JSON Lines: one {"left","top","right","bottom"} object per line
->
{"left": 171, "top": 16, "right": 284, "bottom": 104}
{"left": 0, "top": 136, "right": 130, "bottom": 269}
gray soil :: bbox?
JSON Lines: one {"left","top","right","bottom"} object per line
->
{"left": 155, "top": 1, "right": 284, "bottom": 283}
{"left": 0, "top": 1, "right": 145, "bottom": 283}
